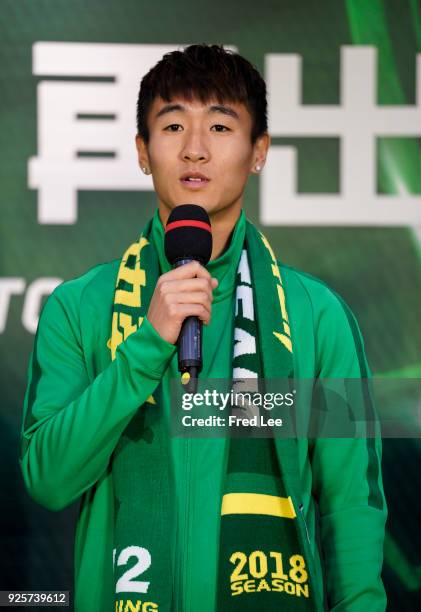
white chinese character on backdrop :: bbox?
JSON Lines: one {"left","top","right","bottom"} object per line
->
{"left": 262, "top": 46, "right": 421, "bottom": 226}
{"left": 29, "top": 44, "right": 421, "bottom": 227}
{"left": 28, "top": 42, "right": 178, "bottom": 224}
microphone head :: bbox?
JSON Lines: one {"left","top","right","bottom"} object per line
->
{"left": 164, "top": 204, "right": 212, "bottom": 265}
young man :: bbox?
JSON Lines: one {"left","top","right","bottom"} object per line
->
{"left": 20, "top": 45, "right": 387, "bottom": 611}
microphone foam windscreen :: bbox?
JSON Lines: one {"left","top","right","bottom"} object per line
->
{"left": 164, "top": 204, "right": 212, "bottom": 265}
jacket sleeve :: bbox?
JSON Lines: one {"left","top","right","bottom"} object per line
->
{"left": 20, "top": 285, "right": 176, "bottom": 511}
{"left": 310, "top": 289, "right": 387, "bottom": 611}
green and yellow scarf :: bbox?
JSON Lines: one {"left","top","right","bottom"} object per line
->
{"left": 110, "top": 214, "right": 323, "bottom": 612}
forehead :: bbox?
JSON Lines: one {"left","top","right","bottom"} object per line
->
{"left": 148, "top": 96, "right": 252, "bottom": 124}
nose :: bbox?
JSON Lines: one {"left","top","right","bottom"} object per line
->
{"left": 180, "top": 127, "right": 210, "bottom": 163}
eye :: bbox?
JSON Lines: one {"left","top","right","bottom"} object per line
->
{"left": 164, "top": 124, "right": 183, "bottom": 132}
{"left": 211, "top": 124, "right": 230, "bottom": 132}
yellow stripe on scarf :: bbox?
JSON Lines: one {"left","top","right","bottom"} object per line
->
{"left": 114, "top": 237, "right": 149, "bottom": 308}
{"left": 109, "top": 234, "right": 155, "bottom": 405}
{"left": 221, "top": 493, "right": 296, "bottom": 519}
{"left": 259, "top": 233, "right": 292, "bottom": 353}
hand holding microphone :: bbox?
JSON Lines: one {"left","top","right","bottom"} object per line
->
{"left": 147, "top": 260, "right": 218, "bottom": 345}
{"left": 147, "top": 205, "right": 217, "bottom": 384}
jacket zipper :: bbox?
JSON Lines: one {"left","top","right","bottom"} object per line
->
{"left": 183, "top": 438, "right": 191, "bottom": 611}
{"left": 299, "top": 502, "right": 311, "bottom": 544}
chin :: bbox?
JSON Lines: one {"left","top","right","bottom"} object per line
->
{"left": 163, "top": 197, "right": 237, "bottom": 219}
{"left": 173, "top": 198, "right": 213, "bottom": 210}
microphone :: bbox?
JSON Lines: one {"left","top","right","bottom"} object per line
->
{"left": 164, "top": 205, "right": 212, "bottom": 391}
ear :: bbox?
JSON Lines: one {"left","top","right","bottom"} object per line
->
{"left": 135, "top": 134, "right": 151, "bottom": 175}
{"left": 250, "top": 132, "right": 270, "bottom": 174}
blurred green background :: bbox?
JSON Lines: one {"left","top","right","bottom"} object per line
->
{"left": 0, "top": 0, "right": 420, "bottom": 608}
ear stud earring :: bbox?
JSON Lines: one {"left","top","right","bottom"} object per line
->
{"left": 255, "top": 164, "right": 262, "bottom": 172}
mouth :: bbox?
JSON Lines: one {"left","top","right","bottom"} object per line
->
{"left": 180, "top": 171, "right": 210, "bottom": 188}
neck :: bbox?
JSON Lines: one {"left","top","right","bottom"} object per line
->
{"left": 158, "top": 202, "right": 242, "bottom": 261}
{"left": 208, "top": 205, "right": 242, "bottom": 260}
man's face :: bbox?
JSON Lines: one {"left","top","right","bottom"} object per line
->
{"left": 136, "top": 96, "right": 269, "bottom": 222}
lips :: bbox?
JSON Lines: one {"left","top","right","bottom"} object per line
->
{"left": 180, "top": 171, "right": 210, "bottom": 186}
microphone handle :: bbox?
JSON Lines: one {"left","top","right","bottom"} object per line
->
{"left": 174, "top": 258, "right": 203, "bottom": 376}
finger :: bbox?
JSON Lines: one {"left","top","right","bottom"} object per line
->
{"left": 159, "top": 261, "right": 211, "bottom": 283}
{"left": 174, "top": 291, "right": 213, "bottom": 307}
{"left": 160, "top": 278, "right": 214, "bottom": 300}
{"left": 174, "top": 302, "right": 211, "bottom": 324}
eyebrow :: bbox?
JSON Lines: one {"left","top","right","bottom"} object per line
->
{"left": 155, "top": 103, "right": 184, "bottom": 118}
{"left": 208, "top": 104, "right": 239, "bottom": 120}
{"left": 155, "top": 103, "right": 240, "bottom": 120}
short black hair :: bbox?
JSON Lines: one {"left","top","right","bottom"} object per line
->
{"left": 136, "top": 44, "right": 267, "bottom": 144}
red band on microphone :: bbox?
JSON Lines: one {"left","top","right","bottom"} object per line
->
{"left": 165, "top": 219, "right": 212, "bottom": 233}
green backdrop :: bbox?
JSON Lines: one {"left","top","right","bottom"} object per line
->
{"left": 1, "top": 0, "right": 420, "bottom": 609}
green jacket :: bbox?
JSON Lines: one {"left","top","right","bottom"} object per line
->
{"left": 20, "top": 212, "right": 387, "bottom": 611}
